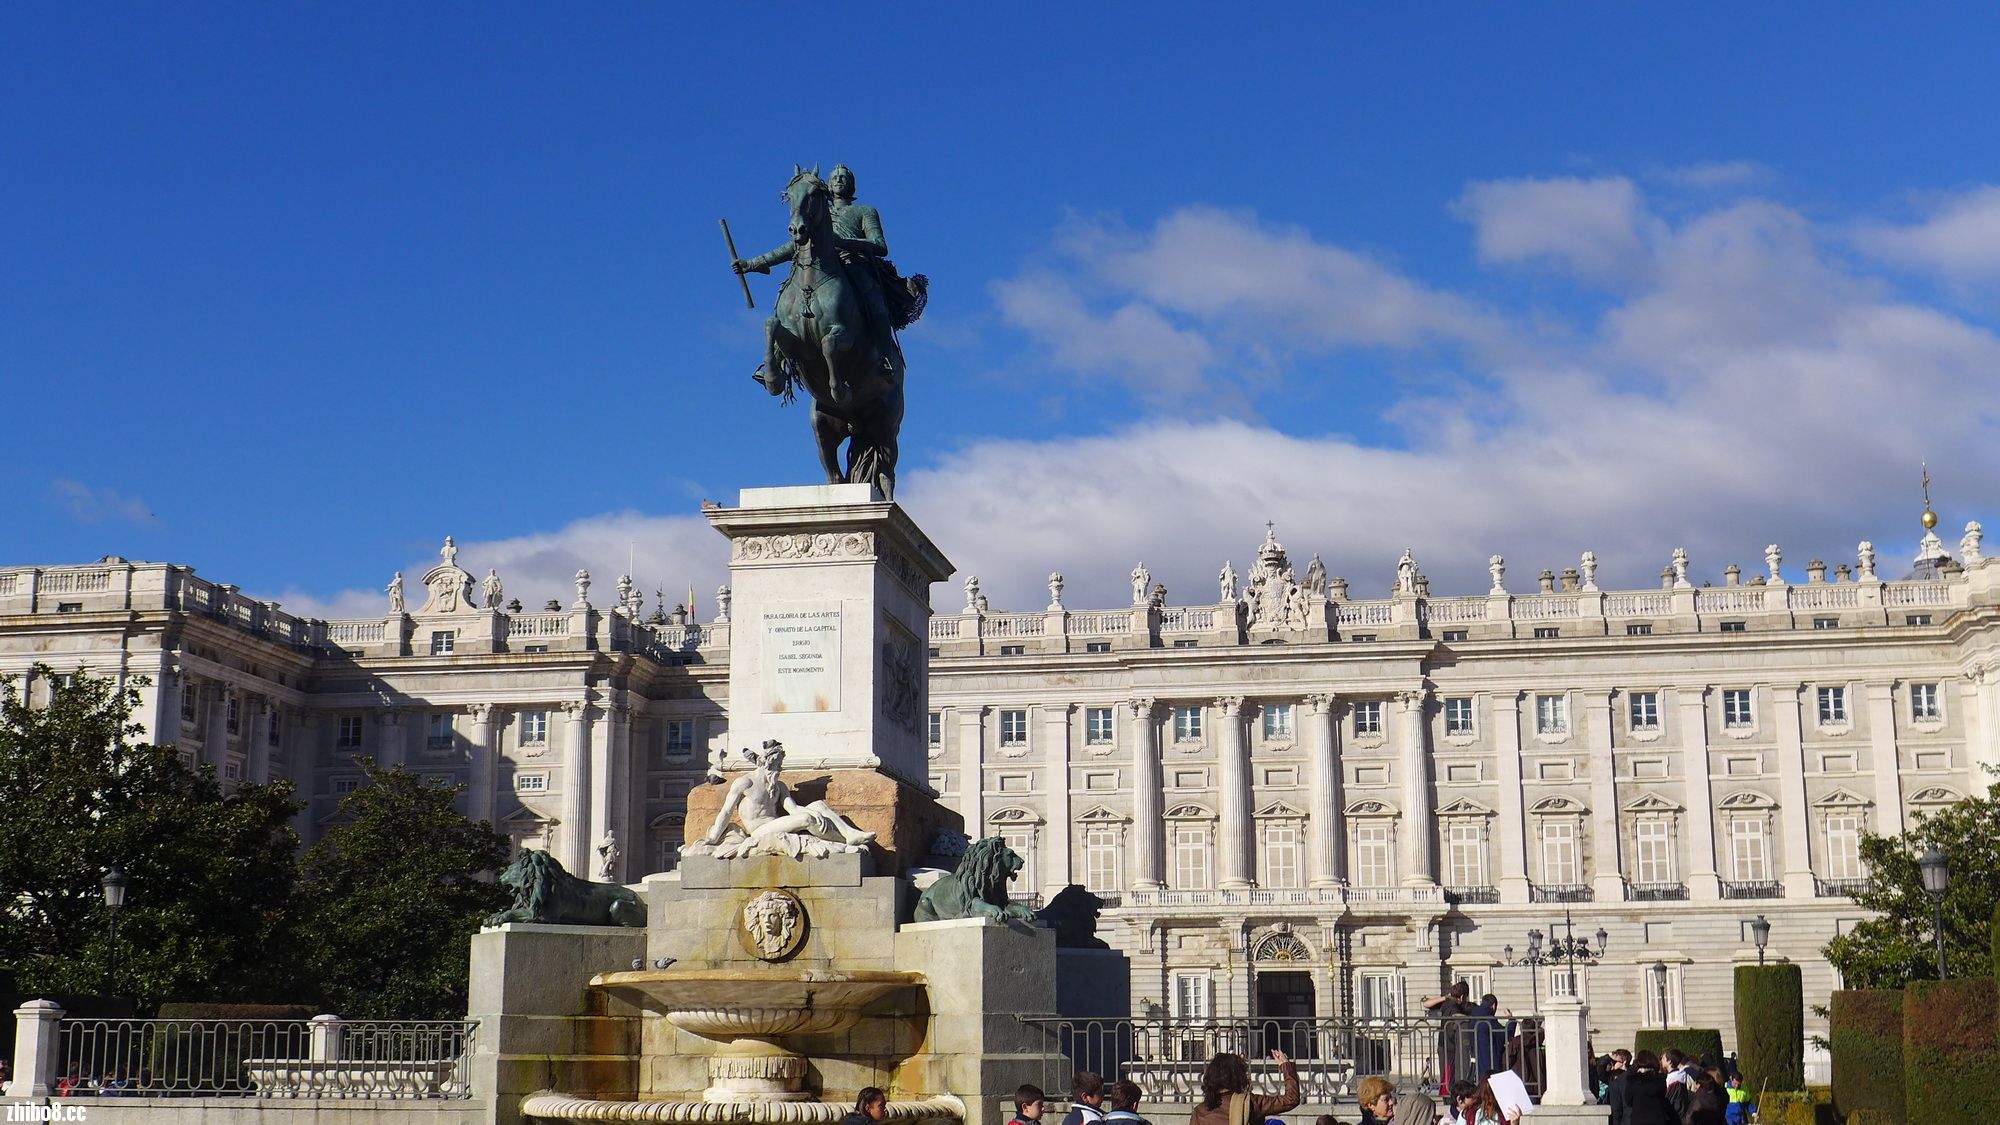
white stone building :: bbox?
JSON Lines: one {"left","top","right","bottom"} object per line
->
{"left": 3, "top": 516, "right": 1995, "bottom": 1058}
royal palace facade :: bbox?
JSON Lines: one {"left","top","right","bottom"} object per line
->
{"left": 5, "top": 520, "right": 1997, "bottom": 1062}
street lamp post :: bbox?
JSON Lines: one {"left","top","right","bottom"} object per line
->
{"left": 101, "top": 867, "right": 128, "bottom": 997}
{"left": 1918, "top": 848, "right": 1950, "bottom": 979}
{"left": 1505, "top": 911, "right": 1608, "bottom": 1010}
{"left": 1652, "top": 961, "right": 1670, "bottom": 1028}
{"left": 1749, "top": 915, "right": 1770, "bottom": 966}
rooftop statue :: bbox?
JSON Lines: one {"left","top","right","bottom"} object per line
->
{"left": 732, "top": 164, "right": 926, "bottom": 499}
{"left": 689, "top": 740, "right": 877, "bottom": 860}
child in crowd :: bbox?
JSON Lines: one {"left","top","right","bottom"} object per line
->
{"left": 1063, "top": 1072, "right": 1107, "bottom": 1125}
{"left": 1723, "top": 1075, "right": 1749, "bottom": 1125}
{"left": 1104, "top": 1079, "right": 1151, "bottom": 1125}
{"left": 1013, "top": 1085, "right": 1047, "bottom": 1125}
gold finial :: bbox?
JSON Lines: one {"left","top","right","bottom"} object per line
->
{"left": 1921, "top": 462, "right": 1938, "bottom": 530}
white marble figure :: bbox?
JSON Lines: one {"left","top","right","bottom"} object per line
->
{"left": 1963, "top": 522, "right": 1985, "bottom": 564}
{"left": 613, "top": 574, "right": 633, "bottom": 616}
{"left": 690, "top": 741, "right": 876, "bottom": 860}
{"left": 386, "top": 572, "right": 405, "bottom": 614}
{"left": 1579, "top": 551, "right": 1598, "bottom": 592}
{"left": 1047, "top": 572, "right": 1064, "bottom": 611}
{"left": 963, "top": 575, "right": 982, "bottom": 614}
{"left": 440, "top": 536, "right": 458, "bottom": 569}
{"left": 1857, "top": 541, "right": 1876, "bottom": 581}
{"left": 1303, "top": 555, "right": 1326, "bottom": 598}
{"left": 1219, "top": 561, "right": 1238, "bottom": 603}
{"left": 574, "top": 569, "right": 592, "bottom": 609}
{"left": 482, "top": 570, "right": 503, "bottom": 610}
{"left": 1765, "top": 544, "right": 1783, "bottom": 584}
{"left": 1396, "top": 549, "right": 1418, "bottom": 595}
{"left": 596, "top": 830, "right": 621, "bottom": 881}
{"left": 1488, "top": 555, "right": 1506, "bottom": 595}
{"left": 716, "top": 585, "right": 733, "bottom": 623}
{"left": 1672, "top": 548, "right": 1691, "bottom": 589}
{"left": 1131, "top": 564, "right": 1151, "bottom": 607}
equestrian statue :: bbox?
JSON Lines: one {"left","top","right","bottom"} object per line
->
{"left": 731, "top": 164, "right": 926, "bottom": 499}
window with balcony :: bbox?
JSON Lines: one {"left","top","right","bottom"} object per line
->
{"left": 1729, "top": 818, "right": 1770, "bottom": 883}
{"left": 1172, "top": 824, "right": 1211, "bottom": 889}
{"left": 1446, "top": 821, "right": 1486, "bottom": 889}
{"left": 1262, "top": 822, "right": 1301, "bottom": 889}
{"left": 1633, "top": 818, "right": 1676, "bottom": 887}
{"left": 1353, "top": 700, "right": 1382, "bottom": 737}
{"left": 1824, "top": 814, "right": 1863, "bottom": 881}
{"left": 1541, "top": 822, "right": 1580, "bottom": 886}
{"left": 1084, "top": 826, "right": 1121, "bottom": 892}
{"left": 1444, "top": 697, "right": 1474, "bottom": 736}
{"left": 1629, "top": 691, "right": 1660, "bottom": 732}
{"left": 999, "top": 709, "right": 1029, "bottom": 747}
{"left": 1353, "top": 824, "right": 1393, "bottom": 887}
{"left": 1085, "top": 707, "right": 1114, "bottom": 745}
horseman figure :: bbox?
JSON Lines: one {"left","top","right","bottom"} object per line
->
{"left": 732, "top": 164, "right": 925, "bottom": 499}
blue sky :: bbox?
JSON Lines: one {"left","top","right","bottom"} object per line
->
{"left": 9, "top": 7, "right": 2000, "bottom": 617}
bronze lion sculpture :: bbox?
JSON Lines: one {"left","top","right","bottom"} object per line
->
{"left": 485, "top": 848, "right": 646, "bottom": 928}
{"left": 914, "top": 836, "right": 1036, "bottom": 923}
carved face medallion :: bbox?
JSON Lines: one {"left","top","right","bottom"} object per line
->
{"left": 738, "top": 889, "right": 809, "bottom": 962}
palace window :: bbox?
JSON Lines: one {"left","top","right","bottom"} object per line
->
{"left": 1262, "top": 822, "right": 1301, "bottom": 889}
{"left": 1263, "top": 703, "right": 1294, "bottom": 741}
{"left": 1000, "top": 644, "right": 1026, "bottom": 656}
{"left": 180, "top": 685, "right": 198, "bottom": 722}
{"left": 1172, "top": 824, "right": 1211, "bottom": 890}
{"left": 430, "top": 631, "right": 456, "bottom": 655}
{"left": 1905, "top": 614, "right": 1932, "bottom": 626}
{"left": 1086, "top": 707, "right": 1115, "bottom": 745}
{"left": 1533, "top": 627, "right": 1561, "bottom": 639}
{"left": 999, "top": 709, "right": 1029, "bottom": 746}
{"left": 1541, "top": 822, "right": 1579, "bottom": 886}
{"left": 1629, "top": 692, "right": 1660, "bottom": 732}
{"left": 1634, "top": 819, "right": 1676, "bottom": 885}
{"left": 333, "top": 776, "right": 361, "bottom": 795}
{"left": 1085, "top": 641, "right": 1112, "bottom": 653}
{"left": 1723, "top": 690, "right": 1754, "bottom": 728}
{"left": 1911, "top": 683, "right": 1941, "bottom": 722}
{"left": 1535, "top": 694, "right": 1569, "bottom": 736}
{"left": 1172, "top": 706, "right": 1203, "bottom": 742}
{"left": 1353, "top": 824, "right": 1393, "bottom": 888}
{"left": 1084, "top": 826, "right": 1121, "bottom": 892}
{"left": 1442, "top": 629, "right": 1468, "bottom": 643}
{"left": 1444, "top": 697, "right": 1474, "bottom": 736}
{"left": 268, "top": 709, "right": 282, "bottom": 746}
{"left": 1172, "top": 639, "right": 1199, "bottom": 649}
{"left": 928, "top": 711, "right": 943, "bottom": 746}
{"left": 1357, "top": 971, "right": 1401, "bottom": 1018}
{"left": 1353, "top": 701, "right": 1382, "bottom": 737}
{"left": 1626, "top": 623, "right": 1653, "bottom": 636}
{"left": 1824, "top": 814, "right": 1863, "bottom": 881}
{"left": 1813, "top": 616, "right": 1839, "bottom": 630}
{"left": 523, "top": 644, "right": 549, "bottom": 653}
{"left": 336, "top": 716, "right": 364, "bottom": 750}
{"left": 665, "top": 720, "right": 695, "bottom": 755}
{"left": 996, "top": 825, "right": 1036, "bottom": 891}
{"left": 1446, "top": 821, "right": 1486, "bottom": 887}
{"left": 226, "top": 694, "right": 241, "bottom": 735}
{"left": 1171, "top": 971, "right": 1211, "bottom": 1019}
{"left": 1350, "top": 633, "right": 1377, "bottom": 642}
{"left": 1719, "top": 620, "right": 1747, "bottom": 633}
{"left": 515, "top": 773, "right": 548, "bottom": 793}
{"left": 1641, "top": 964, "right": 1686, "bottom": 1027}
{"left": 520, "top": 710, "right": 549, "bottom": 746}
{"left": 1817, "top": 686, "right": 1848, "bottom": 725}
{"left": 1729, "top": 818, "right": 1770, "bottom": 883}
{"left": 428, "top": 712, "right": 454, "bottom": 750}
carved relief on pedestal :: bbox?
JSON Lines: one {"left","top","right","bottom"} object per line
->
{"left": 734, "top": 532, "right": 876, "bottom": 562}
{"left": 738, "top": 888, "right": 810, "bottom": 962}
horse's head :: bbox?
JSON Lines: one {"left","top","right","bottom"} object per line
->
{"left": 785, "top": 163, "right": 830, "bottom": 245}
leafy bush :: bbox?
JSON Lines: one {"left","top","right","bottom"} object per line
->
{"left": 1829, "top": 989, "right": 1904, "bottom": 1124}
{"left": 1903, "top": 979, "right": 2000, "bottom": 1119}
{"left": 1753, "top": 1090, "right": 1816, "bottom": 1125}
{"left": 1632, "top": 1027, "right": 1724, "bottom": 1064}
{"left": 155, "top": 1003, "right": 315, "bottom": 1021}
{"left": 1735, "top": 964, "right": 1804, "bottom": 1091}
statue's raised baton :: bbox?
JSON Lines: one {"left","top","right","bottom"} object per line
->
{"left": 720, "top": 218, "right": 755, "bottom": 309}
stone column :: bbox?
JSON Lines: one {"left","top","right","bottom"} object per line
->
{"left": 1493, "top": 693, "right": 1530, "bottom": 902}
{"left": 1041, "top": 704, "right": 1074, "bottom": 898}
{"left": 1865, "top": 683, "right": 1905, "bottom": 837}
{"left": 468, "top": 703, "right": 499, "bottom": 827}
{"left": 957, "top": 705, "right": 989, "bottom": 838}
{"left": 1216, "top": 696, "right": 1254, "bottom": 889}
{"left": 203, "top": 687, "right": 229, "bottom": 769}
{"left": 592, "top": 702, "right": 625, "bottom": 880}
{"left": 7, "top": 999, "right": 63, "bottom": 1097}
{"left": 246, "top": 698, "right": 272, "bottom": 785}
{"left": 1586, "top": 692, "right": 1625, "bottom": 900}
{"left": 1396, "top": 689, "right": 1435, "bottom": 887}
{"left": 1676, "top": 688, "right": 1721, "bottom": 900}
{"left": 377, "top": 708, "right": 407, "bottom": 770}
{"left": 1971, "top": 664, "right": 2000, "bottom": 774}
{"left": 561, "top": 701, "right": 591, "bottom": 874}
{"left": 1129, "top": 698, "right": 1165, "bottom": 890}
{"left": 1773, "top": 684, "right": 1816, "bottom": 896}
{"left": 1304, "top": 693, "right": 1342, "bottom": 887}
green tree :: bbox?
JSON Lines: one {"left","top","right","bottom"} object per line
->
{"left": 0, "top": 665, "right": 301, "bottom": 1008}
{"left": 287, "top": 759, "right": 510, "bottom": 1018}
{"left": 1824, "top": 771, "right": 2000, "bottom": 987}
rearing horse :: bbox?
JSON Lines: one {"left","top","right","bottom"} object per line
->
{"left": 753, "top": 167, "right": 904, "bottom": 499}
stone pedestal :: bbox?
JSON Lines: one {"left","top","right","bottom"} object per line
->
{"left": 894, "top": 918, "right": 1059, "bottom": 1125}
{"left": 1055, "top": 947, "right": 1132, "bottom": 1020}
{"left": 464, "top": 923, "right": 648, "bottom": 1125}
{"left": 705, "top": 484, "right": 954, "bottom": 787}
{"left": 683, "top": 767, "right": 964, "bottom": 874}
{"left": 1539, "top": 995, "right": 1594, "bottom": 1106}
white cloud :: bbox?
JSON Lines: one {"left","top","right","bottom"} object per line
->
{"left": 1856, "top": 186, "right": 2000, "bottom": 281}
{"left": 1656, "top": 161, "right": 1770, "bottom": 189}
{"left": 52, "top": 480, "right": 157, "bottom": 526}
{"left": 1454, "top": 176, "right": 1658, "bottom": 283}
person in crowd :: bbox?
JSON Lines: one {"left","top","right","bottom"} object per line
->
{"left": 1399, "top": 1091, "right": 1439, "bottom": 1125}
{"left": 1603, "top": 1049, "right": 1632, "bottom": 1125}
{"left": 1315, "top": 1115, "right": 1341, "bottom": 1125}
{"left": 1723, "top": 1074, "right": 1749, "bottom": 1125}
{"left": 1683, "top": 1070, "right": 1729, "bottom": 1125}
{"left": 1446, "top": 1079, "right": 1479, "bottom": 1124}
{"left": 1661, "top": 1050, "right": 1691, "bottom": 1089}
{"left": 1063, "top": 1072, "right": 1107, "bottom": 1125}
{"left": 1013, "top": 1085, "right": 1047, "bottom": 1125}
{"left": 1485, "top": 1070, "right": 1533, "bottom": 1123}
{"left": 1190, "top": 1050, "right": 1299, "bottom": 1125}
{"left": 843, "top": 1087, "right": 888, "bottom": 1125}
{"left": 1467, "top": 994, "right": 1509, "bottom": 1077}
{"left": 1422, "top": 983, "right": 1476, "bottom": 1087}
{"left": 1105, "top": 1080, "right": 1150, "bottom": 1125}
{"left": 1357, "top": 1076, "right": 1396, "bottom": 1125}
{"left": 1620, "top": 1050, "right": 1675, "bottom": 1125}
{"left": 1468, "top": 1078, "right": 1513, "bottom": 1125}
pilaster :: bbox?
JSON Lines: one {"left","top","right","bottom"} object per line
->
{"left": 1585, "top": 692, "right": 1625, "bottom": 900}
{"left": 957, "top": 705, "right": 989, "bottom": 837}
{"left": 1397, "top": 688, "right": 1435, "bottom": 887}
{"left": 1040, "top": 704, "right": 1073, "bottom": 898}
{"left": 1128, "top": 698, "right": 1164, "bottom": 890}
{"left": 469, "top": 703, "right": 499, "bottom": 829}
{"left": 1304, "top": 693, "right": 1342, "bottom": 887}
{"left": 1677, "top": 688, "right": 1721, "bottom": 900}
{"left": 561, "top": 701, "right": 591, "bottom": 875}
{"left": 1493, "top": 692, "right": 1531, "bottom": 903}
{"left": 1773, "top": 684, "right": 1816, "bottom": 897}
{"left": 1215, "top": 697, "right": 1253, "bottom": 888}
{"left": 1864, "top": 683, "right": 1904, "bottom": 837}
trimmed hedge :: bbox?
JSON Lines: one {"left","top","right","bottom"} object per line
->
{"left": 1632, "top": 1027, "right": 1724, "bottom": 1064}
{"left": 1849, "top": 1111, "right": 1898, "bottom": 1125}
{"left": 1734, "top": 963, "right": 1804, "bottom": 1091}
{"left": 1829, "top": 989, "right": 1904, "bottom": 1125}
{"left": 1903, "top": 978, "right": 2000, "bottom": 1119}
{"left": 154, "top": 1002, "right": 317, "bottom": 1021}
{"left": 1753, "top": 1091, "right": 1817, "bottom": 1125}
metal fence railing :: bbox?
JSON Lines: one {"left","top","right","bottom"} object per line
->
{"left": 1018, "top": 1016, "right": 1545, "bottom": 1104}
{"left": 51, "top": 1018, "right": 477, "bottom": 1099}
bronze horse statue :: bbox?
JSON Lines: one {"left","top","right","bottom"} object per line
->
{"left": 734, "top": 166, "right": 910, "bottom": 499}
